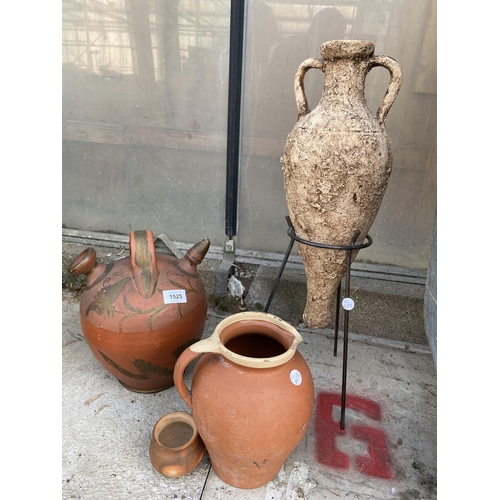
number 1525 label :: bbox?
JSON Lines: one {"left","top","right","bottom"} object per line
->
{"left": 163, "top": 290, "right": 187, "bottom": 304}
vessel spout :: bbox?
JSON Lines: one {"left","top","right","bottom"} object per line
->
{"left": 182, "top": 238, "right": 211, "bottom": 268}
{"left": 67, "top": 247, "right": 106, "bottom": 287}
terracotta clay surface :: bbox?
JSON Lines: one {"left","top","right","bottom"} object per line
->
{"left": 173, "top": 311, "right": 315, "bottom": 489}
{"left": 68, "top": 230, "right": 210, "bottom": 392}
{"left": 281, "top": 40, "right": 402, "bottom": 328}
{"left": 149, "top": 411, "right": 205, "bottom": 478}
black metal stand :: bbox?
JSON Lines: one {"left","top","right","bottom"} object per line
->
{"left": 264, "top": 216, "right": 372, "bottom": 429}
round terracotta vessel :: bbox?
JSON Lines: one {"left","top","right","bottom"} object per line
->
{"left": 173, "top": 311, "right": 314, "bottom": 489}
{"left": 281, "top": 40, "right": 402, "bottom": 328}
{"left": 68, "top": 230, "right": 210, "bottom": 393}
{"left": 149, "top": 411, "right": 205, "bottom": 477}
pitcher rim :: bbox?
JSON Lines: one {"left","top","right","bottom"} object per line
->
{"left": 211, "top": 311, "right": 303, "bottom": 369}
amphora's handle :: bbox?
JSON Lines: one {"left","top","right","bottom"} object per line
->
{"left": 130, "top": 230, "right": 158, "bottom": 299}
{"left": 173, "top": 337, "right": 221, "bottom": 409}
{"left": 367, "top": 55, "right": 403, "bottom": 127}
{"left": 293, "top": 57, "right": 326, "bottom": 118}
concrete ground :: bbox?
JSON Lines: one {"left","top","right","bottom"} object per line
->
{"left": 62, "top": 286, "right": 437, "bottom": 499}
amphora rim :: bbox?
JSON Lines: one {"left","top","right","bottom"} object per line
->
{"left": 320, "top": 40, "right": 375, "bottom": 60}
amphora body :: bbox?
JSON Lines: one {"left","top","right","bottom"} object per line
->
{"left": 68, "top": 230, "right": 210, "bottom": 392}
{"left": 173, "top": 311, "right": 314, "bottom": 489}
{"left": 281, "top": 40, "right": 402, "bottom": 328}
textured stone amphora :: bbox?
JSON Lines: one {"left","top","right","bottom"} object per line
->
{"left": 68, "top": 230, "right": 210, "bottom": 392}
{"left": 281, "top": 40, "right": 403, "bottom": 328}
{"left": 173, "top": 311, "right": 314, "bottom": 489}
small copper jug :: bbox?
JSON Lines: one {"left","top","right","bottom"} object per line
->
{"left": 68, "top": 230, "right": 210, "bottom": 393}
{"left": 149, "top": 412, "right": 205, "bottom": 477}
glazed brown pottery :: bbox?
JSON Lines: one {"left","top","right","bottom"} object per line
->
{"left": 149, "top": 411, "right": 205, "bottom": 477}
{"left": 173, "top": 311, "right": 314, "bottom": 489}
{"left": 281, "top": 40, "right": 403, "bottom": 328}
{"left": 68, "top": 230, "right": 210, "bottom": 392}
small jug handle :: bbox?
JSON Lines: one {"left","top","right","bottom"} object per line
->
{"left": 367, "top": 55, "right": 403, "bottom": 128}
{"left": 293, "top": 57, "right": 326, "bottom": 119}
{"left": 130, "top": 230, "right": 159, "bottom": 299}
{"left": 173, "top": 337, "right": 221, "bottom": 409}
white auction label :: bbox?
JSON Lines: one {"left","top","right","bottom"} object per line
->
{"left": 290, "top": 369, "right": 302, "bottom": 386}
{"left": 163, "top": 290, "right": 187, "bottom": 304}
{"left": 342, "top": 298, "right": 355, "bottom": 310}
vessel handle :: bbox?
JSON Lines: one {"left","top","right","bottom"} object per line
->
{"left": 293, "top": 57, "right": 326, "bottom": 119}
{"left": 130, "top": 230, "right": 159, "bottom": 299}
{"left": 173, "top": 337, "right": 221, "bottom": 409}
{"left": 367, "top": 55, "right": 403, "bottom": 128}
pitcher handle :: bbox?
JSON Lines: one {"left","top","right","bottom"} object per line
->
{"left": 293, "top": 57, "right": 326, "bottom": 119}
{"left": 173, "top": 337, "right": 221, "bottom": 409}
{"left": 367, "top": 55, "right": 403, "bottom": 128}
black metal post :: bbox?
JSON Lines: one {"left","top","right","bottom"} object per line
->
{"left": 225, "top": 0, "right": 245, "bottom": 238}
{"left": 334, "top": 282, "right": 341, "bottom": 356}
{"left": 339, "top": 231, "right": 359, "bottom": 430}
{"left": 264, "top": 236, "right": 295, "bottom": 313}
{"left": 265, "top": 218, "right": 372, "bottom": 431}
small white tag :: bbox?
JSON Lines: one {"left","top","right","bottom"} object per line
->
{"left": 342, "top": 298, "right": 355, "bottom": 310}
{"left": 163, "top": 290, "right": 187, "bottom": 304}
{"left": 290, "top": 369, "right": 302, "bottom": 386}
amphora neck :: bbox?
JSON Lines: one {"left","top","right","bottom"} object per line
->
{"left": 319, "top": 40, "right": 373, "bottom": 105}
{"left": 321, "top": 57, "right": 370, "bottom": 105}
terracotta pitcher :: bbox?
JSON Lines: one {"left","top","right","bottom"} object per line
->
{"left": 173, "top": 311, "right": 314, "bottom": 489}
{"left": 281, "top": 40, "right": 402, "bottom": 328}
{"left": 68, "top": 230, "right": 210, "bottom": 392}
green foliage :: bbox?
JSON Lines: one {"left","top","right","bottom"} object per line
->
{"left": 214, "top": 294, "right": 240, "bottom": 312}
{"left": 63, "top": 273, "right": 87, "bottom": 293}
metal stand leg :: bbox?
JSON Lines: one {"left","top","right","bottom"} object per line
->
{"left": 339, "top": 231, "right": 359, "bottom": 429}
{"left": 333, "top": 283, "right": 341, "bottom": 357}
{"left": 264, "top": 236, "right": 294, "bottom": 313}
{"left": 265, "top": 217, "right": 372, "bottom": 431}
